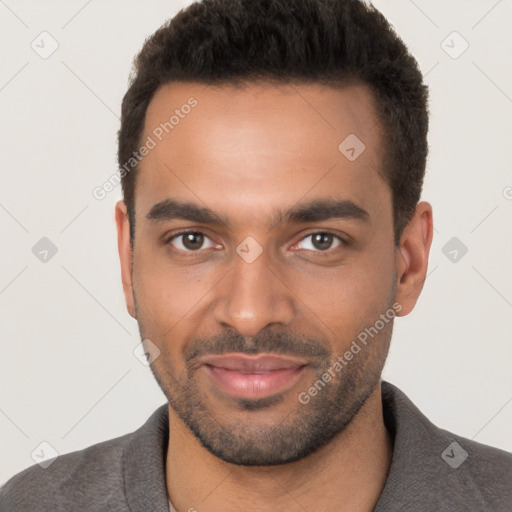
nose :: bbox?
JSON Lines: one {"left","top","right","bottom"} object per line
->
{"left": 213, "top": 247, "right": 295, "bottom": 337}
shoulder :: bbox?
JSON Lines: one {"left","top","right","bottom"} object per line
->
{"left": 378, "top": 381, "right": 512, "bottom": 511}
{"left": 0, "top": 404, "right": 169, "bottom": 512}
{"left": 435, "top": 426, "right": 512, "bottom": 509}
{"left": 0, "top": 432, "right": 132, "bottom": 512}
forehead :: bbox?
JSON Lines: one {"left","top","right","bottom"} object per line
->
{"left": 136, "top": 81, "right": 389, "bottom": 225}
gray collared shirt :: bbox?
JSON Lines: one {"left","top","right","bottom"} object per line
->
{"left": 1, "top": 381, "right": 511, "bottom": 511}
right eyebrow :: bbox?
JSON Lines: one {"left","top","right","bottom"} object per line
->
{"left": 145, "top": 198, "right": 229, "bottom": 226}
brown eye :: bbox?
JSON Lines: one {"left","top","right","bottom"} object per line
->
{"left": 168, "top": 231, "right": 217, "bottom": 252}
{"left": 312, "top": 233, "right": 334, "bottom": 250}
{"left": 183, "top": 232, "right": 203, "bottom": 250}
{"left": 296, "top": 232, "right": 344, "bottom": 252}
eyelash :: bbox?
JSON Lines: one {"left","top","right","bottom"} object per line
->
{"left": 164, "top": 229, "right": 348, "bottom": 254}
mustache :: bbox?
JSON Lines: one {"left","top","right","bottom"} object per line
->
{"left": 184, "top": 328, "right": 331, "bottom": 367}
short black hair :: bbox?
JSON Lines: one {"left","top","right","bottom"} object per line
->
{"left": 118, "top": 0, "right": 429, "bottom": 247}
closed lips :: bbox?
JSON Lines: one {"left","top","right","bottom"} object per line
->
{"left": 198, "top": 354, "right": 308, "bottom": 372}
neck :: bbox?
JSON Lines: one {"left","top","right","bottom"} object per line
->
{"left": 166, "top": 381, "right": 392, "bottom": 512}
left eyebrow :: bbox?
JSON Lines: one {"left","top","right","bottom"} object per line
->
{"left": 275, "top": 198, "right": 371, "bottom": 228}
{"left": 145, "top": 197, "right": 371, "bottom": 229}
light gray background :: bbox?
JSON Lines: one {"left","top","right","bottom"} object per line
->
{"left": 1, "top": 0, "right": 511, "bottom": 483}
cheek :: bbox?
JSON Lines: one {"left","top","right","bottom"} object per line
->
{"left": 287, "top": 248, "right": 396, "bottom": 336}
{"left": 132, "top": 273, "right": 192, "bottom": 365}
{"left": 347, "top": 248, "right": 396, "bottom": 328}
{"left": 132, "top": 253, "right": 215, "bottom": 337}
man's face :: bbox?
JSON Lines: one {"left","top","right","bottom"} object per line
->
{"left": 124, "top": 81, "right": 401, "bottom": 465}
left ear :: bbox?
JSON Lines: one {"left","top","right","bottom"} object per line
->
{"left": 115, "top": 200, "right": 137, "bottom": 320}
{"left": 395, "top": 201, "right": 434, "bottom": 316}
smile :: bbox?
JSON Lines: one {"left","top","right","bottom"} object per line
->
{"left": 199, "top": 353, "right": 308, "bottom": 399}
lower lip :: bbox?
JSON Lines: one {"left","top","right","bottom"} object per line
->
{"left": 204, "top": 365, "right": 306, "bottom": 399}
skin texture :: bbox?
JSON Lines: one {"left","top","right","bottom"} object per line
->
{"left": 115, "top": 81, "right": 433, "bottom": 511}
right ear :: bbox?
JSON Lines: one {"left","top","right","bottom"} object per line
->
{"left": 115, "top": 200, "right": 137, "bottom": 319}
